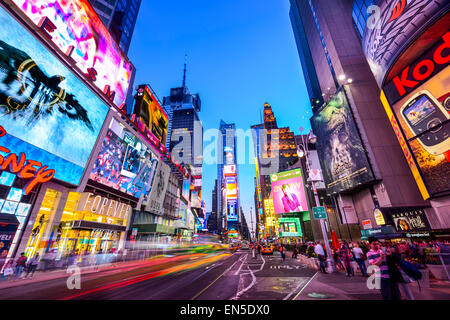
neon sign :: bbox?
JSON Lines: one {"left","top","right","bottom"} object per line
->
{"left": 0, "top": 126, "right": 54, "bottom": 195}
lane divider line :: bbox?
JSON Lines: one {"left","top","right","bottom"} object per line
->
{"left": 291, "top": 271, "right": 319, "bottom": 300}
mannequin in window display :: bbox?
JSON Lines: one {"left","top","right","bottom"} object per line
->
{"left": 29, "top": 214, "right": 46, "bottom": 246}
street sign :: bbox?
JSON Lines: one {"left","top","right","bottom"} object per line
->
{"left": 313, "top": 207, "right": 327, "bottom": 219}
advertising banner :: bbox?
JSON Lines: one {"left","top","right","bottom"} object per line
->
{"left": 133, "top": 85, "right": 169, "bottom": 145}
{"left": 362, "top": 0, "right": 447, "bottom": 87}
{"left": 310, "top": 89, "right": 375, "bottom": 194}
{"left": 191, "top": 190, "right": 201, "bottom": 208}
{"left": 223, "top": 164, "right": 236, "bottom": 177}
{"left": 380, "top": 29, "right": 450, "bottom": 199}
{"left": 10, "top": 0, "right": 134, "bottom": 108}
{"left": 277, "top": 218, "right": 302, "bottom": 237}
{"left": 227, "top": 199, "right": 238, "bottom": 222}
{"left": 0, "top": 7, "right": 109, "bottom": 185}
{"left": 144, "top": 161, "right": 170, "bottom": 215}
{"left": 90, "top": 118, "right": 159, "bottom": 199}
{"left": 182, "top": 179, "right": 190, "bottom": 201}
{"left": 379, "top": 207, "right": 432, "bottom": 233}
{"left": 270, "top": 169, "right": 308, "bottom": 214}
{"left": 225, "top": 176, "right": 237, "bottom": 199}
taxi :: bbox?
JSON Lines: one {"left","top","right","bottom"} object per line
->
{"left": 261, "top": 245, "right": 274, "bottom": 255}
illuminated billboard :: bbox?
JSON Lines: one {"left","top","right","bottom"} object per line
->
{"left": 270, "top": 169, "right": 308, "bottom": 214}
{"left": 223, "top": 164, "right": 236, "bottom": 177}
{"left": 362, "top": 0, "right": 447, "bottom": 87}
{"left": 182, "top": 179, "right": 190, "bottom": 201}
{"left": 144, "top": 161, "right": 170, "bottom": 215}
{"left": 277, "top": 218, "right": 302, "bottom": 237}
{"left": 310, "top": 89, "right": 376, "bottom": 194}
{"left": 227, "top": 199, "right": 238, "bottom": 221}
{"left": 133, "top": 85, "right": 169, "bottom": 145}
{"left": 90, "top": 118, "right": 159, "bottom": 199}
{"left": 225, "top": 176, "right": 237, "bottom": 199}
{"left": 10, "top": 0, "right": 133, "bottom": 108}
{"left": 380, "top": 29, "right": 450, "bottom": 199}
{"left": 0, "top": 7, "right": 109, "bottom": 186}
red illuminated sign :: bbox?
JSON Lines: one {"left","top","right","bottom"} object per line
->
{"left": 0, "top": 126, "right": 55, "bottom": 194}
{"left": 385, "top": 31, "right": 450, "bottom": 103}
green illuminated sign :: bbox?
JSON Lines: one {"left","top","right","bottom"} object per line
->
{"left": 277, "top": 218, "right": 302, "bottom": 237}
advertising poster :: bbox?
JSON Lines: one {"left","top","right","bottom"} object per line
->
{"left": 225, "top": 176, "right": 237, "bottom": 199}
{"left": 227, "top": 199, "right": 238, "bottom": 222}
{"left": 381, "top": 30, "right": 450, "bottom": 199}
{"left": 182, "top": 179, "right": 190, "bottom": 201}
{"left": 10, "top": 0, "right": 133, "bottom": 108}
{"left": 379, "top": 207, "right": 431, "bottom": 233}
{"left": 133, "top": 85, "right": 169, "bottom": 145}
{"left": 223, "top": 164, "right": 236, "bottom": 176}
{"left": 310, "top": 89, "right": 375, "bottom": 194}
{"left": 90, "top": 118, "right": 159, "bottom": 199}
{"left": 0, "top": 7, "right": 108, "bottom": 185}
{"left": 144, "top": 161, "right": 170, "bottom": 215}
{"left": 270, "top": 169, "right": 308, "bottom": 214}
{"left": 277, "top": 218, "right": 302, "bottom": 237}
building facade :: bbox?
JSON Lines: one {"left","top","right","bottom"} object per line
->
{"left": 289, "top": 0, "right": 449, "bottom": 241}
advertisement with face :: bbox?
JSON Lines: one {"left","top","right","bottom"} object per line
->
{"left": 90, "top": 118, "right": 159, "bottom": 199}
{"left": 310, "top": 90, "right": 375, "bottom": 194}
{"left": 10, "top": 0, "right": 133, "bottom": 108}
{"left": 381, "top": 30, "right": 450, "bottom": 199}
{"left": 0, "top": 7, "right": 109, "bottom": 185}
{"left": 270, "top": 169, "right": 308, "bottom": 214}
{"left": 133, "top": 85, "right": 169, "bottom": 145}
{"left": 144, "top": 161, "right": 170, "bottom": 215}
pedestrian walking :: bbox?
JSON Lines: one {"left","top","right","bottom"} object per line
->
{"left": 25, "top": 253, "right": 40, "bottom": 278}
{"left": 280, "top": 245, "right": 286, "bottom": 262}
{"left": 14, "top": 252, "right": 27, "bottom": 280}
{"left": 292, "top": 246, "right": 298, "bottom": 259}
{"left": 340, "top": 241, "right": 354, "bottom": 277}
{"left": 314, "top": 241, "right": 327, "bottom": 273}
{"left": 352, "top": 242, "right": 368, "bottom": 277}
{"left": 367, "top": 237, "right": 401, "bottom": 300}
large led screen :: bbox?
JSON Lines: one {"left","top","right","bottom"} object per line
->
{"left": 380, "top": 31, "right": 450, "bottom": 199}
{"left": 0, "top": 7, "right": 109, "bottom": 185}
{"left": 278, "top": 218, "right": 302, "bottom": 238}
{"left": 10, "top": 0, "right": 133, "bottom": 108}
{"left": 227, "top": 199, "right": 238, "bottom": 222}
{"left": 225, "top": 176, "right": 237, "bottom": 199}
{"left": 90, "top": 118, "right": 159, "bottom": 199}
{"left": 133, "top": 85, "right": 169, "bottom": 145}
{"left": 270, "top": 169, "right": 308, "bottom": 214}
{"left": 310, "top": 89, "right": 375, "bottom": 194}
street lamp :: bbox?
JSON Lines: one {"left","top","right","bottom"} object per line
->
{"left": 298, "top": 128, "right": 336, "bottom": 273}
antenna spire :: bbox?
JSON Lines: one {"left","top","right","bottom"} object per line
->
{"left": 182, "top": 54, "right": 187, "bottom": 88}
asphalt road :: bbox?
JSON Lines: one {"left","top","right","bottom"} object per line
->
{"left": 0, "top": 250, "right": 316, "bottom": 300}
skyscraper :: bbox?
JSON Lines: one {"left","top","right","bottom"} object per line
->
{"left": 163, "top": 60, "right": 203, "bottom": 219}
{"left": 251, "top": 103, "right": 298, "bottom": 238}
{"left": 289, "top": 0, "right": 443, "bottom": 239}
{"left": 88, "top": 0, "right": 142, "bottom": 55}
{"left": 217, "top": 120, "right": 240, "bottom": 238}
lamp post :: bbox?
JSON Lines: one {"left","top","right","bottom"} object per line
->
{"left": 298, "top": 128, "right": 336, "bottom": 272}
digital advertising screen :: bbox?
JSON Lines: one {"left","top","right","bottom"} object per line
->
{"left": 227, "top": 199, "right": 238, "bottom": 222}
{"left": 133, "top": 85, "right": 169, "bottom": 145}
{"left": 90, "top": 118, "right": 159, "bottom": 199}
{"left": 310, "top": 89, "right": 376, "bottom": 194}
{"left": 380, "top": 30, "right": 450, "bottom": 199}
{"left": 223, "top": 165, "right": 236, "bottom": 177}
{"left": 10, "top": 0, "right": 134, "bottom": 108}
{"left": 225, "top": 176, "right": 237, "bottom": 199}
{"left": 270, "top": 169, "right": 308, "bottom": 215}
{"left": 277, "top": 218, "right": 302, "bottom": 238}
{"left": 182, "top": 179, "right": 190, "bottom": 201}
{"left": 0, "top": 7, "right": 109, "bottom": 186}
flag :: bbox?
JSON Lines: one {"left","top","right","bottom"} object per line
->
{"left": 331, "top": 231, "right": 340, "bottom": 251}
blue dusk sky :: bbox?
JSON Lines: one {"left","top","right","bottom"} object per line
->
{"left": 128, "top": 0, "right": 312, "bottom": 233}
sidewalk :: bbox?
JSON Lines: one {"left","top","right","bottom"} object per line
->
{"left": 288, "top": 252, "right": 450, "bottom": 300}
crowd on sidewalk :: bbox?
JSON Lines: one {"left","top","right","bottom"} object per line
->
{"left": 286, "top": 237, "right": 450, "bottom": 300}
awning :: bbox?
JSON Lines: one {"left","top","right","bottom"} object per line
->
{"left": 0, "top": 214, "right": 20, "bottom": 226}
{"left": 67, "top": 220, "right": 126, "bottom": 232}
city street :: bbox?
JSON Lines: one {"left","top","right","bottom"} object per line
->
{"left": 0, "top": 250, "right": 316, "bottom": 300}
